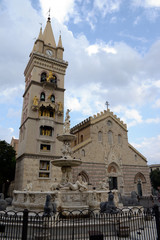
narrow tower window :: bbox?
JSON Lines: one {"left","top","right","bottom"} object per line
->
{"left": 40, "top": 92, "right": 45, "bottom": 101}
{"left": 41, "top": 72, "right": 47, "bottom": 82}
{"left": 98, "top": 131, "right": 102, "bottom": 142}
{"left": 50, "top": 94, "right": 55, "bottom": 103}
{"left": 108, "top": 130, "right": 113, "bottom": 145}
{"left": 81, "top": 149, "right": 85, "bottom": 157}
{"left": 118, "top": 134, "right": 122, "bottom": 145}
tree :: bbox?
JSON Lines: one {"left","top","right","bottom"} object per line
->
{"left": 0, "top": 140, "right": 16, "bottom": 195}
{"left": 150, "top": 169, "right": 160, "bottom": 190}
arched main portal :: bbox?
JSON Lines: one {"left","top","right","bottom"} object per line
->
{"left": 107, "top": 162, "right": 123, "bottom": 192}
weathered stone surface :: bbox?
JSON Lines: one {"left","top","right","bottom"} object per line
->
{"left": 0, "top": 199, "right": 7, "bottom": 210}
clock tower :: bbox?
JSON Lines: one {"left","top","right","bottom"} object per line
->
{"left": 15, "top": 17, "right": 68, "bottom": 191}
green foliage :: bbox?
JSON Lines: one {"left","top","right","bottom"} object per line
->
{"left": 0, "top": 140, "right": 16, "bottom": 185}
{"left": 150, "top": 169, "right": 160, "bottom": 190}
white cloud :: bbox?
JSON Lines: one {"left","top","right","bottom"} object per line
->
{"left": 65, "top": 83, "right": 108, "bottom": 119}
{"left": 94, "top": 0, "right": 121, "bottom": 17}
{"left": 145, "top": 0, "right": 160, "bottom": 8}
{"left": 9, "top": 128, "right": 14, "bottom": 133}
{"left": 112, "top": 106, "right": 143, "bottom": 128}
{"left": 132, "top": 0, "right": 160, "bottom": 8}
{"left": 154, "top": 80, "right": 160, "bottom": 88}
{"left": 131, "top": 0, "right": 160, "bottom": 21}
{"left": 86, "top": 43, "right": 117, "bottom": 56}
{"left": 39, "top": 0, "right": 76, "bottom": 23}
{"left": 85, "top": 0, "right": 121, "bottom": 28}
{"left": 0, "top": 126, "right": 15, "bottom": 143}
{"left": 145, "top": 118, "right": 160, "bottom": 124}
{"left": 103, "top": 46, "right": 117, "bottom": 54}
{"left": 131, "top": 135, "right": 160, "bottom": 165}
{"left": 154, "top": 99, "right": 160, "bottom": 108}
{"left": 125, "top": 109, "right": 143, "bottom": 122}
{"left": 0, "top": 85, "right": 24, "bottom": 104}
{"left": 86, "top": 44, "right": 99, "bottom": 55}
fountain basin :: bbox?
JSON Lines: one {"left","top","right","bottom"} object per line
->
{"left": 52, "top": 158, "right": 82, "bottom": 167}
{"left": 57, "top": 134, "right": 76, "bottom": 142}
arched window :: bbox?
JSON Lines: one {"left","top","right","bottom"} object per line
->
{"left": 80, "top": 135, "right": 83, "bottom": 142}
{"left": 108, "top": 130, "right": 113, "bottom": 145}
{"left": 98, "top": 131, "right": 102, "bottom": 142}
{"left": 81, "top": 149, "right": 85, "bottom": 157}
{"left": 135, "top": 154, "right": 137, "bottom": 161}
{"left": 50, "top": 94, "right": 55, "bottom": 103}
{"left": 137, "top": 180, "right": 142, "bottom": 196}
{"left": 41, "top": 72, "right": 47, "bottom": 82}
{"left": 118, "top": 134, "right": 122, "bottom": 145}
{"left": 40, "top": 92, "right": 45, "bottom": 101}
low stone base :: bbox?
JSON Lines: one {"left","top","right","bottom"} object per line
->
{"left": 12, "top": 190, "right": 111, "bottom": 211}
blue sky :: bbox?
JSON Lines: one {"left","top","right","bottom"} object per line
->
{"left": 0, "top": 0, "right": 160, "bottom": 164}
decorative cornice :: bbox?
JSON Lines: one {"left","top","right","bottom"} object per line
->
{"left": 19, "top": 116, "right": 63, "bottom": 129}
{"left": 24, "top": 52, "right": 68, "bottom": 77}
{"left": 122, "top": 164, "right": 149, "bottom": 168}
{"left": 16, "top": 153, "right": 61, "bottom": 162}
{"left": 23, "top": 80, "right": 65, "bottom": 97}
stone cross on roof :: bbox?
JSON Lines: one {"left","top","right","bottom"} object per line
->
{"left": 105, "top": 101, "right": 110, "bottom": 110}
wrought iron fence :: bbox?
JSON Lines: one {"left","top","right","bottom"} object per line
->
{"left": 0, "top": 206, "right": 159, "bottom": 239}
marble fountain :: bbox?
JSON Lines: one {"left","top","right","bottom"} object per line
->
{"left": 12, "top": 110, "right": 114, "bottom": 212}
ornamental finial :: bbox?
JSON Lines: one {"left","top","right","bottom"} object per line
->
{"left": 47, "top": 8, "right": 51, "bottom": 21}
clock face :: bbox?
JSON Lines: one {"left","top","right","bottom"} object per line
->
{"left": 46, "top": 50, "right": 53, "bottom": 56}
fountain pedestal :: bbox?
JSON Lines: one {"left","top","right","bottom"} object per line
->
{"left": 52, "top": 133, "right": 82, "bottom": 185}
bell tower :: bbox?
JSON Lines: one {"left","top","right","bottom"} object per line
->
{"left": 15, "top": 17, "right": 68, "bottom": 191}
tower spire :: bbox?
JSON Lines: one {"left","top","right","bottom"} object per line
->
{"left": 37, "top": 25, "right": 43, "bottom": 41}
{"left": 43, "top": 11, "right": 56, "bottom": 48}
{"left": 58, "top": 32, "right": 63, "bottom": 48}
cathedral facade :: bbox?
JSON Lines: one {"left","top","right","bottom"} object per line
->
{"left": 14, "top": 18, "right": 151, "bottom": 196}
{"left": 71, "top": 110, "right": 151, "bottom": 196}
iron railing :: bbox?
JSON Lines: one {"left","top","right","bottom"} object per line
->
{"left": 0, "top": 206, "right": 159, "bottom": 239}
